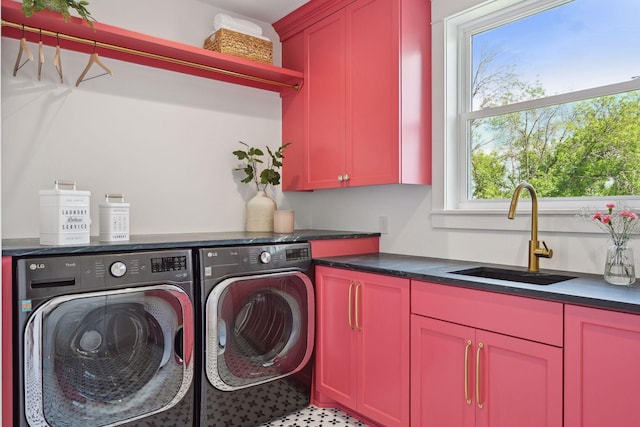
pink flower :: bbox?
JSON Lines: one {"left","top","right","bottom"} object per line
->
{"left": 583, "top": 203, "right": 640, "bottom": 245}
{"left": 620, "top": 211, "right": 638, "bottom": 220}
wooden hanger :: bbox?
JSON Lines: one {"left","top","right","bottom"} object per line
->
{"left": 53, "top": 34, "right": 63, "bottom": 84}
{"left": 76, "top": 42, "right": 113, "bottom": 87}
{"left": 37, "top": 30, "right": 44, "bottom": 81}
{"left": 13, "top": 26, "right": 34, "bottom": 77}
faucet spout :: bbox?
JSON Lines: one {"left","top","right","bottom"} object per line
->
{"left": 508, "top": 181, "right": 553, "bottom": 272}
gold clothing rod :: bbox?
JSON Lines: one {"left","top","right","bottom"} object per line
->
{"left": 1, "top": 19, "right": 299, "bottom": 90}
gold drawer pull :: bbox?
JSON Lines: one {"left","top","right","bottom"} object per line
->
{"left": 348, "top": 280, "right": 355, "bottom": 329}
{"left": 355, "top": 281, "right": 362, "bottom": 331}
{"left": 476, "top": 342, "right": 484, "bottom": 409}
{"left": 465, "top": 339, "right": 472, "bottom": 404}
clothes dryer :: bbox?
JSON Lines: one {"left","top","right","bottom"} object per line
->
{"left": 14, "top": 249, "right": 195, "bottom": 427}
{"left": 197, "top": 243, "right": 314, "bottom": 426}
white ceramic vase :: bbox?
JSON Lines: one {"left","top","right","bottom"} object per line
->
{"left": 245, "top": 190, "right": 276, "bottom": 232}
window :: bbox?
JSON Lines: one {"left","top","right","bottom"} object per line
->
{"left": 451, "top": 0, "right": 640, "bottom": 210}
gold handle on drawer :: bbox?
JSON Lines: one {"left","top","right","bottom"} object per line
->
{"left": 355, "top": 281, "right": 362, "bottom": 331}
{"left": 476, "top": 342, "right": 484, "bottom": 409}
{"left": 348, "top": 280, "right": 355, "bottom": 329}
{"left": 465, "top": 339, "right": 472, "bottom": 404}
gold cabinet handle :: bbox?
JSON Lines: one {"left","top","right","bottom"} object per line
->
{"left": 348, "top": 280, "right": 355, "bottom": 329}
{"left": 465, "top": 339, "right": 472, "bottom": 404}
{"left": 476, "top": 342, "right": 484, "bottom": 409}
{"left": 355, "top": 281, "right": 362, "bottom": 331}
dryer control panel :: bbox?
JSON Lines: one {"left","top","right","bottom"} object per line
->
{"left": 200, "top": 243, "right": 312, "bottom": 280}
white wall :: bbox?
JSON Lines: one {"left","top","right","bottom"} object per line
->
{"left": 2, "top": 0, "right": 637, "bottom": 278}
{"left": 1, "top": 0, "right": 305, "bottom": 239}
{"left": 287, "top": 184, "right": 638, "bottom": 276}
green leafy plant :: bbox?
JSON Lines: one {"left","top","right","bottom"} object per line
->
{"left": 22, "top": 0, "right": 95, "bottom": 28}
{"left": 233, "top": 141, "right": 291, "bottom": 192}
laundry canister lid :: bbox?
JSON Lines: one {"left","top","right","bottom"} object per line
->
{"left": 99, "top": 193, "right": 130, "bottom": 242}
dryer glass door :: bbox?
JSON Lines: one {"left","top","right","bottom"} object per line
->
{"left": 206, "top": 271, "right": 314, "bottom": 391}
{"left": 24, "top": 285, "right": 193, "bottom": 427}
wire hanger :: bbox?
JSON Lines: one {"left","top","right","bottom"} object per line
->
{"left": 13, "top": 25, "right": 34, "bottom": 77}
{"left": 76, "top": 41, "right": 113, "bottom": 87}
{"left": 37, "top": 29, "right": 44, "bottom": 81}
{"left": 53, "top": 33, "right": 64, "bottom": 84}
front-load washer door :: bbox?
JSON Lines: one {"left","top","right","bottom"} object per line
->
{"left": 24, "top": 285, "right": 194, "bottom": 427}
{"left": 206, "top": 272, "right": 314, "bottom": 391}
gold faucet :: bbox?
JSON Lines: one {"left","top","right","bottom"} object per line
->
{"left": 507, "top": 182, "right": 553, "bottom": 272}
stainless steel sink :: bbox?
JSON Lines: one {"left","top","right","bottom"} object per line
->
{"left": 450, "top": 266, "right": 575, "bottom": 285}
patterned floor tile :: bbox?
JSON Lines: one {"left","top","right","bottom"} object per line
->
{"left": 258, "top": 405, "right": 368, "bottom": 427}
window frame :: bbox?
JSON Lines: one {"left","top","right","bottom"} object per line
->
{"left": 431, "top": 0, "right": 640, "bottom": 232}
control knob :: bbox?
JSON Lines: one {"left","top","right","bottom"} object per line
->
{"left": 110, "top": 261, "right": 127, "bottom": 277}
{"left": 259, "top": 251, "right": 272, "bottom": 264}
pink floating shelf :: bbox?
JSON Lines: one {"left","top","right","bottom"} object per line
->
{"left": 1, "top": 0, "right": 303, "bottom": 93}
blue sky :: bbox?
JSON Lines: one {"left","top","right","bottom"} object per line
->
{"left": 473, "top": 0, "right": 640, "bottom": 96}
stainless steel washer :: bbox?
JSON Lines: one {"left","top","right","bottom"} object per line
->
{"left": 14, "top": 249, "right": 195, "bottom": 427}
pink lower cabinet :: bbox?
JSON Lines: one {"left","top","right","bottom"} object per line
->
{"left": 411, "top": 281, "right": 563, "bottom": 427}
{"left": 565, "top": 304, "right": 640, "bottom": 427}
{"left": 315, "top": 266, "right": 410, "bottom": 426}
{"left": 2, "top": 256, "right": 13, "bottom": 427}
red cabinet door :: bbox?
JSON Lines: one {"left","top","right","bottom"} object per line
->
{"left": 346, "top": 0, "right": 400, "bottom": 187}
{"left": 304, "top": 12, "right": 347, "bottom": 189}
{"left": 565, "top": 305, "right": 640, "bottom": 427}
{"left": 357, "top": 270, "right": 410, "bottom": 427}
{"left": 411, "top": 315, "right": 475, "bottom": 427}
{"left": 315, "top": 266, "right": 358, "bottom": 407}
{"left": 475, "top": 330, "right": 562, "bottom": 427}
{"left": 315, "top": 266, "right": 410, "bottom": 427}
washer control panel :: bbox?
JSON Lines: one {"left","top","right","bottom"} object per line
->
{"left": 17, "top": 249, "right": 194, "bottom": 300}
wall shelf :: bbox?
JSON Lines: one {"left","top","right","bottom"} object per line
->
{"left": 1, "top": 0, "right": 304, "bottom": 93}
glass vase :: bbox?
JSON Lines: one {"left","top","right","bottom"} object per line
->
{"left": 604, "top": 244, "right": 636, "bottom": 286}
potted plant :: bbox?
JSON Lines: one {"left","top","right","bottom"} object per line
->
{"left": 233, "top": 141, "right": 291, "bottom": 232}
{"left": 22, "top": 0, "right": 95, "bottom": 27}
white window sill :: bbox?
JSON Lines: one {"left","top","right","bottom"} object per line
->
{"left": 431, "top": 209, "right": 599, "bottom": 234}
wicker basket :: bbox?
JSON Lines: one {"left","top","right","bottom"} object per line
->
{"left": 204, "top": 28, "right": 273, "bottom": 64}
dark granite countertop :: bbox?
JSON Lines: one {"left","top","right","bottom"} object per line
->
{"left": 314, "top": 252, "right": 640, "bottom": 314}
{"left": 2, "top": 229, "right": 379, "bottom": 256}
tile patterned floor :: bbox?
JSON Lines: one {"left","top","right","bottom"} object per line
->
{"left": 259, "top": 405, "right": 369, "bottom": 426}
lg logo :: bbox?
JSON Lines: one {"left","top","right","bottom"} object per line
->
{"left": 29, "top": 263, "right": 45, "bottom": 271}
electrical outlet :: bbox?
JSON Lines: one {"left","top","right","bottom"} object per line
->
{"left": 379, "top": 215, "right": 389, "bottom": 234}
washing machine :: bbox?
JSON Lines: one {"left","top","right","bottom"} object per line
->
{"left": 14, "top": 249, "right": 195, "bottom": 427}
{"left": 197, "top": 243, "right": 315, "bottom": 426}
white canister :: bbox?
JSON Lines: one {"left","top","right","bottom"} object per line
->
{"left": 99, "top": 194, "right": 130, "bottom": 241}
{"left": 39, "top": 180, "right": 91, "bottom": 246}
